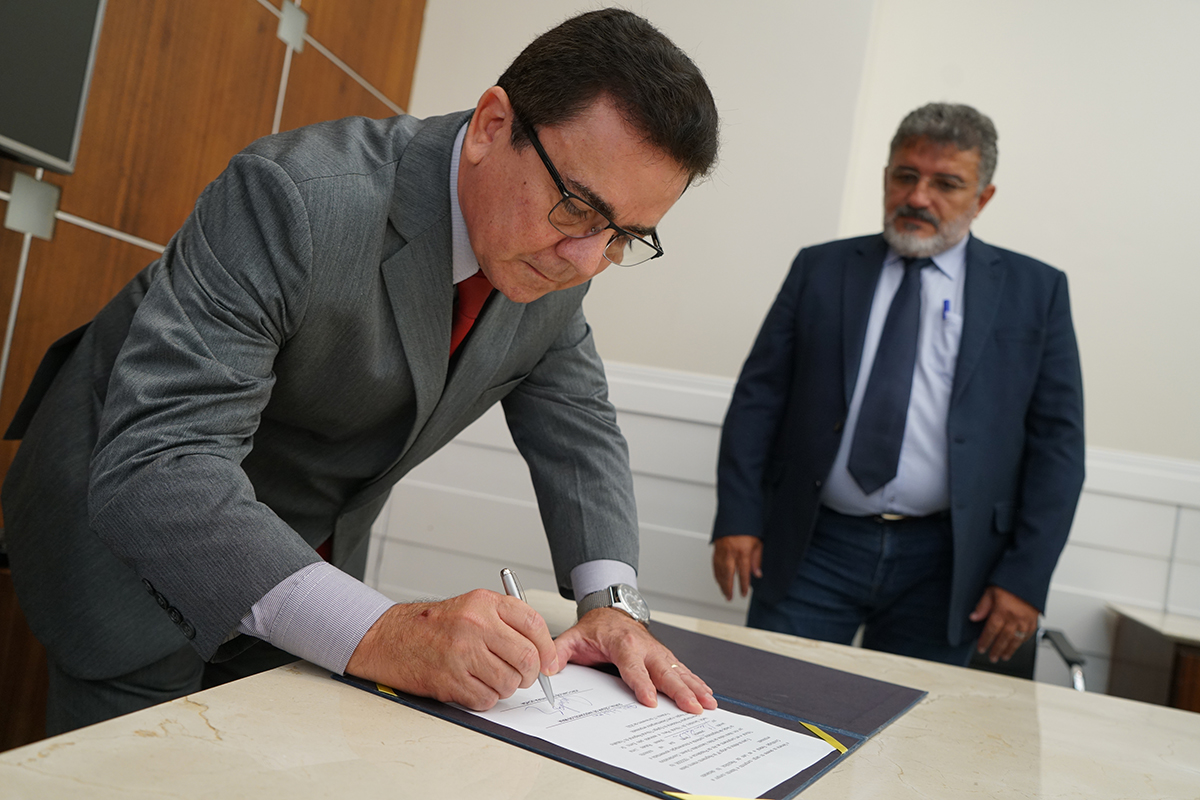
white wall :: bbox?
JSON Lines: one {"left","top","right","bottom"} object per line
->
{"left": 379, "top": 0, "right": 1200, "bottom": 694}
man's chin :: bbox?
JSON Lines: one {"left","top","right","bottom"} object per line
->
{"left": 883, "top": 226, "right": 951, "bottom": 258}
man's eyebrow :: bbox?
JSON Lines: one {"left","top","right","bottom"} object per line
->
{"left": 562, "top": 174, "right": 656, "bottom": 238}
{"left": 934, "top": 171, "right": 970, "bottom": 185}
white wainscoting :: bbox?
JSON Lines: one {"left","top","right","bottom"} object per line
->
{"left": 365, "top": 362, "right": 1200, "bottom": 696}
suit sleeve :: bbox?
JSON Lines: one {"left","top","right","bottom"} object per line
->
{"left": 712, "top": 254, "right": 805, "bottom": 541}
{"left": 988, "top": 270, "right": 1085, "bottom": 610}
{"left": 88, "top": 153, "right": 322, "bottom": 659}
{"left": 500, "top": 305, "right": 639, "bottom": 599}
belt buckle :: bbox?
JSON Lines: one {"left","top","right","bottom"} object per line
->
{"left": 876, "top": 513, "right": 907, "bottom": 522}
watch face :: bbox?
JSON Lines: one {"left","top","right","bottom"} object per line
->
{"left": 615, "top": 584, "right": 650, "bottom": 622}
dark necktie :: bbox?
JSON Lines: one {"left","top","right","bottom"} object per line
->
{"left": 847, "top": 256, "right": 933, "bottom": 494}
{"left": 449, "top": 269, "right": 495, "bottom": 356}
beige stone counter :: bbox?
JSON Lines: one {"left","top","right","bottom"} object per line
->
{"left": 2, "top": 590, "right": 1198, "bottom": 799}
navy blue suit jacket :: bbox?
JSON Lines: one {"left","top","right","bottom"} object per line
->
{"left": 713, "top": 233, "right": 1085, "bottom": 645}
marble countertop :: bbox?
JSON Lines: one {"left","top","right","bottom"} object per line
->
{"left": 1109, "top": 602, "right": 1200, "bottom": 646}
{"left": 3, "top": 591, "right": 1199, "bottom": 799}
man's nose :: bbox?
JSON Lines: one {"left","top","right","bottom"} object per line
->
{"left": 558, "top": 234, "right": 611, "bottom": 278}
{"left": 907, "top": 178, "right": 933, "bottom": 207}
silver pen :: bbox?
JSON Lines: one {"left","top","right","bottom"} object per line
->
{"left": 500, "top": 567, "right": 556, "bottom": 707}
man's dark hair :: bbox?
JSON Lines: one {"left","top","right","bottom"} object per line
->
{"left": 890, "top": 102, "right": 998, "bottom": 189}
{"left": 497, "top": 8, "right": 719, "bottom": 184}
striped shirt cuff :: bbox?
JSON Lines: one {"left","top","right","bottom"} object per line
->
{"left": 570, "top": 559, "right": 638, "bottom": 601}
{"left": 239, "top": 562, "right": 396, "bottom": 675}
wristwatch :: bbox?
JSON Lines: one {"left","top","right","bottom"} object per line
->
{"left": 576, "top": 583, "right": 651, "bottom": 623}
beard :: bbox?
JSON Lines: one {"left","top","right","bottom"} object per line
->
{"left": 883, "top": 203, "right": 975, "bottom": 258}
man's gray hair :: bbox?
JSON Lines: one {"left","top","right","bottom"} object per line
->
{"left": 890, "top": 103, "right": 998, "bottom": 189}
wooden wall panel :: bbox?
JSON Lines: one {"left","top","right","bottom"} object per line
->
{"left": 0, "top": 163, "right": 32, "bottom": 349}
{"left": 301, "top": 0, "right": 426, "bottom": 110}
{"left": 41, "top": 0, "right": 284, "bottom": 246}
{"left": 279, "top": 42, "right": 398, "bottom": 132}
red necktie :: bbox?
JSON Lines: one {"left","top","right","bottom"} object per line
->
{"left": 449, "top": 270, "right": 494, "bottom": 356}
{"left": 315, "top": 271, "right": 495, "bottom": 563}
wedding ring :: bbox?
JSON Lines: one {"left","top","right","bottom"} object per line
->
{"left": 1013, "top": 630, "right": 1029, "bottom": 640}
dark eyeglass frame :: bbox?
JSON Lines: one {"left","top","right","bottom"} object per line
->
{"left": 514, "top": 111, "right": 665, "bottom": 267}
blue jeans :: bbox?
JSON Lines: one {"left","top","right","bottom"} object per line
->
{"left": 748, "top": 507, "right": 974, "bottom": 666}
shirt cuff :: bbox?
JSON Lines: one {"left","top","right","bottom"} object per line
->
{"left": 569, "top": 559, "right": 638, "bottom": 602}
{"left": 239, "top": 562, "right": 396, "bottom": 675}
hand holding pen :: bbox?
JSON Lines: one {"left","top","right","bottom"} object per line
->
{"left": 501, "top": 568, "right": 557, "bottom": 707}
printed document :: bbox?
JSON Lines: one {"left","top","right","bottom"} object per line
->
{"left": 461, "top": 663, "right": 834, "bottom": 798}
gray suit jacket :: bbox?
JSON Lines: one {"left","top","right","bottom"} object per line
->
{"left": 3, "top": 111, "right": 639, "bottom": 679}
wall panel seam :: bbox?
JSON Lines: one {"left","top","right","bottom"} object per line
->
{"left": 302, "top": 36, "right": 404, "bottom": 115}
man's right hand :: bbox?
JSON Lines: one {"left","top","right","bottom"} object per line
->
{"left": 344, "top": 589, "right": 559, "bottom": 710}
{"left": 711, "top": 535, "right": 763, "bottom": 601}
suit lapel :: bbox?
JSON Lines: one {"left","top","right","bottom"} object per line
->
{"left": 356, "top": 109, "right": 530, "bottom": 509}
{"left": 441, "top": 293, "right": 524, "bottom": 405}
{"left": 377, "top": 111, "right": 471, "bottom": 453}
{"left": 380, "top": 230, "right": 452, "bottom": 453}
{"left": 842, "top": 236, "right": 888, "bottom": 406}
{"left": 952, "top": 235, "right": 1005, "bottom": 403}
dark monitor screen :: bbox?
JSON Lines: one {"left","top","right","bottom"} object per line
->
{"left": 0, "top": 0, "right": 107, "bottom": 174}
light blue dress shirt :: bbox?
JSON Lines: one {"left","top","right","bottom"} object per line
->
{"left": 820, "top": 235, "right": 969, "bottom": 517}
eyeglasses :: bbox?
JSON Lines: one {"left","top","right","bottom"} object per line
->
{"left": 514, "top": 111, "right": 664, "bottom": 267}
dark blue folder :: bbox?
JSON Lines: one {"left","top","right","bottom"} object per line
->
{"left": 335, "top": 621, "right": 926, "bottom": 798}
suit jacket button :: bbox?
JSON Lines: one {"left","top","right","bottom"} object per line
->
{"left": 180, "top": 621, "right": 196, "bottom": 640}
{"left": 168, "top": 607, "right": 183, "bottom": 624}
{"left": 814, "top": 479, "right": 823, "bottom": 488}
{"left": 833, "top": 421, "right": 845, "bottom": 433}
{"left": 155, "top": 592, "right": 169, "bottom": 610}
{"left": 143, "top": 579, "right": 155, "bottom": 595}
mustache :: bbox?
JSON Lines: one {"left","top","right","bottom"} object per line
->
{"left": 890, "top": 205, "right": 938, "bottom": 229}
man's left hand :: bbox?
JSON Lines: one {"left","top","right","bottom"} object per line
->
{"left": 969, "top": 585, "right": 1040, "bottom": 662}
{"left": 554, "top": 608, "right": 718, "bottom": 714}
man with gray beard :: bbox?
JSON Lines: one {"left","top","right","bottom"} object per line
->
{"left": 710, "top": 103, "right": 1084, "bottom": 666}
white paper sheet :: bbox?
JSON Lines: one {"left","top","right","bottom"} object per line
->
{"left": 460, "top": 664, "right": 835, "bottom": 798}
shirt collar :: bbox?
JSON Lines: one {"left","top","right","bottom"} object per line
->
{"left": 449, "top": 122, "right": 481, "bottom": 285}
{"left": 885, "top": 232, "right": 969, "bottom": 282}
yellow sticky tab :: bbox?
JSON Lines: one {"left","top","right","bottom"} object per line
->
{"left": 376, "top": 683, "right": 398, "bottom": 697}
{"left": 664, "top": 794, "right": 762, "bottom": 800}
{"left": 800, "top": 721, "right": 847, "bottom": 754}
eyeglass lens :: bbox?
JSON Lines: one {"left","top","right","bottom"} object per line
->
{"left": 548, "top": 197, "right": 658, "bottom": 266}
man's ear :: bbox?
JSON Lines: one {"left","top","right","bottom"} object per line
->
{"left": 462, "top": 86, "right": 513, "bottom": 166}
{"left": 974, "top": 183, "right": 997, "bottom": 216}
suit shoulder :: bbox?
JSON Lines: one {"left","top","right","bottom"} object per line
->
{"left": 797, "top": 233, "right": 881, "bottom": 260}
{"left": 972, "top": 237, "right": 1064, "bottom": 280}
{"left": 236, "top": 115, "right": 424, "bottom": 184}
{"left": 786, "top": 234, "right": 883, "bottom": 278}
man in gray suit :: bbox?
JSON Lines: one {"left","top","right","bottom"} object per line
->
{"left": 3, "top": 9, "right": 721, "bottom": 733}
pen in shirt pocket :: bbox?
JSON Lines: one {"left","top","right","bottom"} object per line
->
{"left": 942, "top": 299, "right": 950, "bottom": 320}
